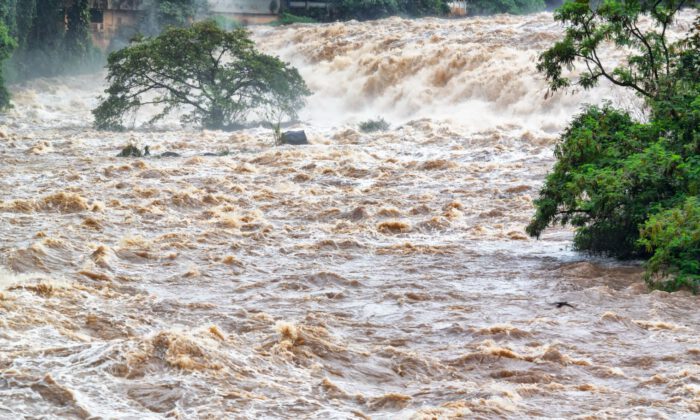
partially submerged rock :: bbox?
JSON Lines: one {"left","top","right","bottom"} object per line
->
{"left": 281, "top": 130, "right": 309, "bottom": 145}
{"left": 160, "top": 151, "right": 181, "bottom": 158}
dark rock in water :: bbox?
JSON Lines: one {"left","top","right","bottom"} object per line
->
{"left": 281, "top": 130, "right": 309, "bottom": 145}
{"left": 202, "top": 150, "right": 230, "bottom": 157}
{"left": 160, "top": 152, "right": 181, "bottom": 158}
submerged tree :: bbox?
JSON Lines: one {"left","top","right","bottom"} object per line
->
{"left": 528, "top": 1, "right": 700, "bottom": 291}
{"left": 93, "top": 21, "right": 310, "bottom": 130}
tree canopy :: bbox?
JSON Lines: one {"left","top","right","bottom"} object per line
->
{"left": 537, "top": 0, "right": 692, "bottom": 100}
{"left": 0, "top": 21, "right": 17, "bottom": 110}
{"left": 528, "top": 1, "right": 700, "bottom": 291}
{"left": 93, "top": 21, "right": 311, "bottom": 130}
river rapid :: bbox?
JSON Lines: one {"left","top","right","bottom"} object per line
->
{"left": 1, "top": 12, "right": 699, "bottom": 419}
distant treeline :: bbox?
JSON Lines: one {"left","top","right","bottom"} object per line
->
{"left": 287, "top": 0, "right": 565, "bottom": 21}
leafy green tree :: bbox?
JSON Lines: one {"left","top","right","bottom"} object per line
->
{"left": 65, "top": 0, "right": 91, "bottom": 62}
{"left": 93, "top": 21, "right": 311, "bottom": 130}
{"left": 157, "top": 0, "right": 197, "bottom": 28}
{"left": 526, "top": 105, "right": 685, "bottom": 257}
{"left": 403, "top": 0, "right": 450, "bottom": 16}
{"left": 0, "top": 21, "right": 17, "bottom": 109}
{"left": 537, "top": 0, "right": 690, "bottom": 100}
{"left": 336, "top": 0, "right": 402, "bottom": 20}
{"left": 640, "top": 197, "right": 700, "bottom": 291}
{"left": 528, "top": 2, "right": 700, "bottom": 291}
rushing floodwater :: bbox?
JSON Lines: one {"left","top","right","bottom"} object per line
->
{"left": 1, "top": 12, "right": 699, "bottom": 419}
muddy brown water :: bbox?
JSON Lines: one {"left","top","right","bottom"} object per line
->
{"left": 1, "top": 12, "right": 699, "bottom": 419}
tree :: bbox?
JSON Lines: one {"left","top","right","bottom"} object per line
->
{"left": 65, "top": 0, "right": 91, "bottom": 62}
{"left": 639, "top": 197, "right": 700, "bottom": 291}
{"left": 335, "top": 0, "right": 401, "bottom": 21}
{"left": 0, "top": 21, "right": 16, "bottom": 109}
{"left": 157, "top": 0, "right": 197, "bottom": 28}
{"left": 93, "top": 21, "right": 311, "bottom": 130}
{"left": 293, "top": 0, "right": 449, "bottom": 21}
{"left": 537, "top": 0, "right": 691, "bottom": 100}
{"left": 528, "top": 3, "right": 700, "bottom": 291}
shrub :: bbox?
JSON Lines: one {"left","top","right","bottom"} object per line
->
{"left": 359, "top": 117, "right": 390, "bottom": 132}
{"left": 528, "top": 3, "right": 700, "bottom": 291}
{"left": 639, "top": 197, "right": 700, "bottom": 292}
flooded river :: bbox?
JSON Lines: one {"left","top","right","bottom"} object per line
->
{"left": 1, "top": 12, "right": 699, "bottom": 419}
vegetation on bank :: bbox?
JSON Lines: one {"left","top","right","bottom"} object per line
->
{"left": 528, "top": 0, "right": 700, "bottom": 291}
{"left": 285, "top": 0, "right": 448, "bottom": 22}
{"left": 272, "top": 12, "right": 319, "bottom": 26}
{"left": 0, "top": 22, "right": 16, "bottom": 109}
{"left": 283, "top": 0, "right": 562, "bottom": 22}
{"left": 467, "top": 0, "right": 547, "bottom": 16}
{"left": 93, "top": 21, "right": 310, "bottom": 130}
{"left": 0, "top": 0, "right": 98, "bottom": 84}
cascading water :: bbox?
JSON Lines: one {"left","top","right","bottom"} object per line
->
{"left": 0, "top": 11, "right": 698, "bottom": 419}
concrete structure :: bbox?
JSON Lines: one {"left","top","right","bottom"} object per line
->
{"left": 89, "top": 0, "right": 148, "bottom": 50}
{"left": 88, "top": 0, "right": 279, "bottom": 49}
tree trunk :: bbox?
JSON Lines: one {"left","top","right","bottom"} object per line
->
{"left": 206, "top": 106, "right": 225, "bottom": 130}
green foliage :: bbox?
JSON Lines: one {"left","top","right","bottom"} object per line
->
{"left": 0, "top": 21, "right": 16, "bottom": 110}
{"left": 529, "top": 5, "right": 700, "bottom": 291}
{"left": 467, "top": 0, "right": 546, "bottom": 15}
{"left": 1, "top": 0, "right": 98, "bottom": 81}
{"left": 526, "top": 105, "right": 687, "bottom": 258}
{"left": 65, "top": 0, "right": 91, "bottom": 62}
{"left": 93, "top": 21, "right": 311, "bottom": 131}
{"left": 359, "top": 117, "right": 390, "bottom": 132}
{"left": 211, "top": 15, "right": 244, "bottom": 31}
{"left": 639, "top": 197, "right": 700, "bottom": 291}
{"left": 337, "top": 0, "right": 401, "bottom": 20}
{"left": 297, "top": 0, "right": 449, "bottom": 21}
{"left": 407, "top": 0, "right": 451, "bottom": 16}
{"left": 157, "top": 0, "right": 197, "bottom": 28}
{"left": 272, "top": 12, "right": 319, "bottom": 26}
{"left": 537, "top": 0, "right": 690, "bottom": 100}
